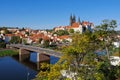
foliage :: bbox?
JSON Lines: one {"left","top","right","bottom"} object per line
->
{"left": 0, "top": 49, "right": 18, "bottom": 56}
{"left": 38, "top": 38, "right": 43, "bottom": 44}
{"left": 60, "top": 33, "right": 99, "bottom": 80}
{"left": 22, "top": 39, "right": 27, "bottom": 45}
{"left": 0, "top": 42, "right": 6, "bottom": 48}
{"left": 46, "top": 29, "right": 53, "bottom": 33}
{"left": 9, "top": 36, "right": 22, "bottom": 44}
{"left": 35, "top": 32, "right": 99, "bottom": 80}
{"left": 25, "top": 32, "right": 29, "bottom": 36}
{"left": 34, "top": 63, "right": 61, "bottom": 80}
{"left": 0, "top": 27, "right": 10, "bottom": 34}
{"left": 95, "top": 19, "right": 117, "bottom": 60}
{"left": 34, "top": 63, "right": 50, "bottom": 80}
{"left": 93, "top": 19, "right": 119, "bottom": 80}
{"left": 0, "top": 38, "right": 6, "bottom": 48}
{"left": 69, "top": 29, "right": 74, "bottom": 33}
{"left": 42, "top": 40, "right": 50, "bottom": 48}
{"left": 53, "top": 30, "right": 69, "bottom": 36}
{"left": 35, "top": 19, "right": 120, "bottom": 80}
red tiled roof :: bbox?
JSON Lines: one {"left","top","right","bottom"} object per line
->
{"left": 82, "top": 21, "right": 91, "bottom": 26}
{"left": 65, "top": 22, "right": 79, "bottom": 29}
{"left": 42, "top": 36, "right": 49, "bottom": 40}
{"left": 58, "top": 35, "right": 70, "bottom": 39}
{"left": 5, "top": 34, "right": 13, "bottom": 37}
{"left": 71, "top": 22, "right": 79, "bottom": 28}
{"left": 30, "top": 33, "right": 50, "bottom": 41}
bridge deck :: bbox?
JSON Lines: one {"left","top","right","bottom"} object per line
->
{"left": 7, "top": 44, "right": 62, "bottom": 58}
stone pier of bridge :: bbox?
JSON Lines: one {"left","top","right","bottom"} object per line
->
{"left": 19, "top": 48, "right": 50, "bottom": 62}
{"left": 19, "top": 48, "right": 30, "bottom": 61}
{"left": 19, "top": 48, "right": 50, "bottom": 70}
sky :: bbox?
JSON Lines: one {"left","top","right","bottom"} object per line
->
{"left": 0, "top": 0, "right": 120, "bottom": 30}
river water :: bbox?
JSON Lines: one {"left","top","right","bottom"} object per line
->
{"left": 0, "top": 52, "right": 59, "bottom": 80}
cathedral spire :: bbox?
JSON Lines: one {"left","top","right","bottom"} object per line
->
{"left": 78, "top": 17, "right": 81, "bottom": 24}
{"left": 70, "top": 14, "right": 73, "bottom": 26}
{"left": 72, "top": 14, "right": 76, "bottom": 23}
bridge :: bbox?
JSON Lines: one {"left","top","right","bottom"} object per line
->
{"left": 7, "top": 44, "right": 61, "bottom": 57}
{"left": 6, "top": 44, "right": 62, "bottom": 70}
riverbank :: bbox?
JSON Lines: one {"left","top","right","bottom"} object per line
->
{"left": 0, "top": 49, "right": 18, "bottom": 57}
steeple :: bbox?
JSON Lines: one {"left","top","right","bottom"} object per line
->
{"left": 69, "top": 14, "right": 77, "bottom": 26}
{"left": 78, "top": 17, "right": 81, "bottom": 24}
{"left": 72, "top": 14, "right": 76, "bottom": 23}
{"left": 70, "top": 14, "right": 73, "bottom": 26}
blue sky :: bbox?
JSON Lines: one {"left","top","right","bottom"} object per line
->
{"left": 0, "top": 0, "right": 120, "bottom": 30}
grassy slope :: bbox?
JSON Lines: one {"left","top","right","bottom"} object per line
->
{"left": 0, "top": 49, "right": 18, "bottom": 57}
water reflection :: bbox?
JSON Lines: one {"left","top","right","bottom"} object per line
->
{"left": 30, "top": 52, "right": 37, "bottom": 63}
{"left": 50, "top": 56, "right": 59, "bottom": 64}
{"left": 0, "top": 52, "right": 59, "bottom": 80}
{"left": 30, "top": 52, "right": 59, "bottom": 64}
{"left": 29, "top": 52, "right": 59, "bottom": 70}
{"left": 0, "top": 56, "right": 37, "bottom": 80}
{"left": 19, "top": 52, "right": 60, "bottom": 71}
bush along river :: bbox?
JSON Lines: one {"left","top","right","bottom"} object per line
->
{"left": 0, "top": 50, "right": 59, "bottom": 80}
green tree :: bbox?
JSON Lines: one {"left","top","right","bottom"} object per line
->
{"left": 42, "top": 40, "right": 50, "bottom": 48}
{"left": 22, "top": 39, "right": 27, "bottom": 44}
{"left": 0, "top": 27, "right": 10, "bottom": 34}
{"left": 35, "top": 19, "right": 120, "bottom": 80}
{"left": 95, "top": 19, "right": 117, "bottom": 60}
{"left": 53, "top": 30, "right": 69, "bottom": 36}
{"left": 69, "top": 29, "right": 74, "bottom": 33}
{"left": 94, "top": 19, "right": 119, "bottom": 80}
{"left": 0, "top": 36, "right": 6, "bottom": 48}
{"left": 25, "top": 32, "right": 29, "bottom": 36}
{"left": 10, "top": 36, "right": 22, "bottom": 44}
{"left": 46, "top": 29, "right": 53, "bottom": 33}
{"left": 38, "top": 38, "right": 43, "bottom": 44}
{"left": 0, "top": 42, "right": 6, "bottom": 48}
{"left": 35, "top": 32, "right": 100, "bottom": 80}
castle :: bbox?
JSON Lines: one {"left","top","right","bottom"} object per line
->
{"left": 54, "top": 15, "right": 94, "bottom": 34}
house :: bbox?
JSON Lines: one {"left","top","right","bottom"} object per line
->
{"left": 82, "top": 21, "right": 94, "bottom": 32}
{"left": 54, "top": 26, "right": 65, "bottom": 32}
{"left": 0, "top": 30, "right": 5, "bottom": 34}
{"left": 7, "top": 28, "right": 19, "bottom": 33}
{"left": 57, "top": 35, "right": 72, "bottom": 42}
{"left": 5, "top": 34, "right": 13, "bottom": 43}
{"left": 26, "top": 37, "right": 32, "bottom": 44}
{"left": 0, "top": 33, "right": 5, "bottom": 42}
{"left": 66, "top": 23, "right": 83, "bottom": 34}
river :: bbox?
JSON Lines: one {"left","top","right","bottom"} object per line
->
{"left": 0, "top": 52, "right": 59, "bottom": 80}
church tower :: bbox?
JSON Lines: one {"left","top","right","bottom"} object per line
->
{"left": 70, "top": 14, "right": 73, "bottom": 26}
{"left": 78, "top": 17, "right": 81, "bottom": 25}
{"left": 70, "top": 14, "right": 76, "bottom": 26}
